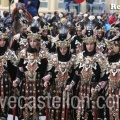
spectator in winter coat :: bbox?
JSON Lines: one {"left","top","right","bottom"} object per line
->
{"left": 108, "top": 13, "right": 117, "bottom": 25}
{"left": 19, "top": 0, "right": 40, "bottom": 17}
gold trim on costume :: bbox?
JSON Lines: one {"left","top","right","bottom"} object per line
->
{"left": 0, "top": 32, "right": 8, "bottom": 39}
{"left": 51, "top": 33, "right": 71, "bottom": 47}
{"left": 83, "top": 35, "right": 96, "bottom": 43}
{"left": 27, "top": 32, "right": 41, "bottom": 40}
{"left": 97, "top": 27, "right": 105, "bottom": 32}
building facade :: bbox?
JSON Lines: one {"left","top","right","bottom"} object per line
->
{"left": 0, "top": 0, "right": 120, "bottom": 14}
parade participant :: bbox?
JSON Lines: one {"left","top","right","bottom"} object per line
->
{"left": 105, "top": 26, "right": 120, "bottom": 63}
{"left": 108, "top": 27, "right": 118, "bottom": 40}
{"left": 57, "top": 16, "right": 75, "bottom": 37}
{"left": 13, "top": 29, "right": 48, "bottom": 120}
{"left": 10, "top": 23, "right": 28, "bottom": 54}
{"left": 19, "top": 0, "right": 40, "bottom": 16}
{"left": 66, "top": 21, "right": 76, "bottom": 36}
{"left": 95, "top": 27, "right": 107, "bottom": 54}
{"left": 0, "top": 30, "right": 18, "bottom": 120}
{"left": 105, "top": 39, "right": 120, "bottom": 63}
{"left": 108, "top": 26, "right": 120, "bottom": 44}
{"left": 105, "top": 39, "right": 120, "bottom": 119}
{"left": 77, "top": 14, "right": 99, "bottom": 31}
{"left": 41, "top": 23, "right": 56, "bottom": 53}
{"left": 19, "top": 0, "right": 40, "bottom": 17}
{"left": 71, "top": 33, "right": 109, "bottom": 120}
{"left": 51, "top": 22, "right": 59, "bottom": 37}
{"left": 43, "top": 26, "right": 76, "bottom": 120}
{"left": 79, "top": 13, "right": 89, "bottom": 27}
{"left": 50, "top": 14, "right": 64, "bottom": 37}
{"left": 71, "top": 23, "right": 83, "bottom": 54}
{"left": 106, "top": 34, "right": 120, "bottom": 120}
{"left": 106, "top": 60, "right": 120, "bottom": 119}
{"left": 11, "top": 3, "right": 32, "bottom": 35}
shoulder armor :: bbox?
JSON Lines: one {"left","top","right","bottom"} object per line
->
{"left": 13, "top": 33, "right": 20, "bottom": 41}
{"left": 10, "top": 33, "right": 20, "bottom": 47}
{"left": 70, "top": 54, "right": 77, "bottom": 68}
{"left": 19, "top": 49, "right": 27, "bottom": 59}
{"left": 108, "top": 60, "right": 120, "bottom": 75}
{"left": 95, "top": 52, "right": 109, "bottom": 77}
{"left": 51, "top": 54, "right": 58, "bottom": 64}
{"left": 5, "top": 49, "right": 18, "bottom": 66}
{"left": 39, "top": 49, "right": 49, "bottom": 59}
{"left": 71, "top": 54, "right": 76, "bottom": 62}
{"left": 74, "top": 52, "right": 84, "bottom": 68}
{"left": 47, "top": 54, "right": 58, "bottom": 71}
{"left": 4, "top": 49, "right": 15, "bottom": 59}
{"left": 47, "top": 35, "right": 52, "bottom": 41}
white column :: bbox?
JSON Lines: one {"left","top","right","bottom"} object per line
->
{"left": 50, "top": 0, "right": 57, "bottom": 11}
{"left": 1, "top": 0, "right": 9, "bottom": 7}
{"left": 81, "top": 0, "right": 86, "bottom": 13}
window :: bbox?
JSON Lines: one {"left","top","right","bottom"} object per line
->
{"left": 91, "top": 0, "right": 106, "bottom": 13}
{"left": 101, "top": 0, "right": 105, "bottom": 2}
{"left": 40, "top": 0, "right": 48, "bottom": 8}
{"left": 58, "top": 0, "right": 64, "bottom": 9}
{"left": 94, "top": 0, "right": 106, "bottom": 3}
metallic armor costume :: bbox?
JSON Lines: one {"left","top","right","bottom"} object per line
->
{"left": 75, "top": 51, "right": 109, "bottom": 120}
{"left": 17, "top": 48, "right": 48, "bottom": 120}
{"left": 107, "top": 61, "right": 120, "bottom": 119}
{"left": 0, "top": 49, "right": 18, "bottom": 119}
{"left": 46, "top": 53, "right": 76, "bottom": 120}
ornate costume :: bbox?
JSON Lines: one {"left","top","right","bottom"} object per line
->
{"left": 10, "top": 31, "right": 28, "bottom": 53}
{"left": 71, "top": 24, "right": 83, "bottom": 54}
{"left": 74, "top": 35, "right": 109, "bottom": 120}
{"left": 41, "top": 35, "right": 56, "bottom": 53}
{"left": 105, "top": 38, "right": 120, "bottom": 119}
{"left": 15, "top": 32, "right": 48, "bottom": 120}
{"left": 107, "top": 60, "right": 120, "bottom": 119}
{"left": 44, "top": 31, "right": 76, "bottom": 120}
{"left": 40, "top": 23, "right": 56, "bottom": 53}
{"left": 96, "top": 27, "right": 107, "bottom": 54}
{"left": 105, "top": 39, "right": 120, "bottom": 63}
{"left": 10, "top": 17, "right": 28, "bottom": 54}
{"left": 0, "top": 32, "right": 18, "bottom": 120}
{"left": 11, "top": 3, "right": 32, "bottom": 35}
